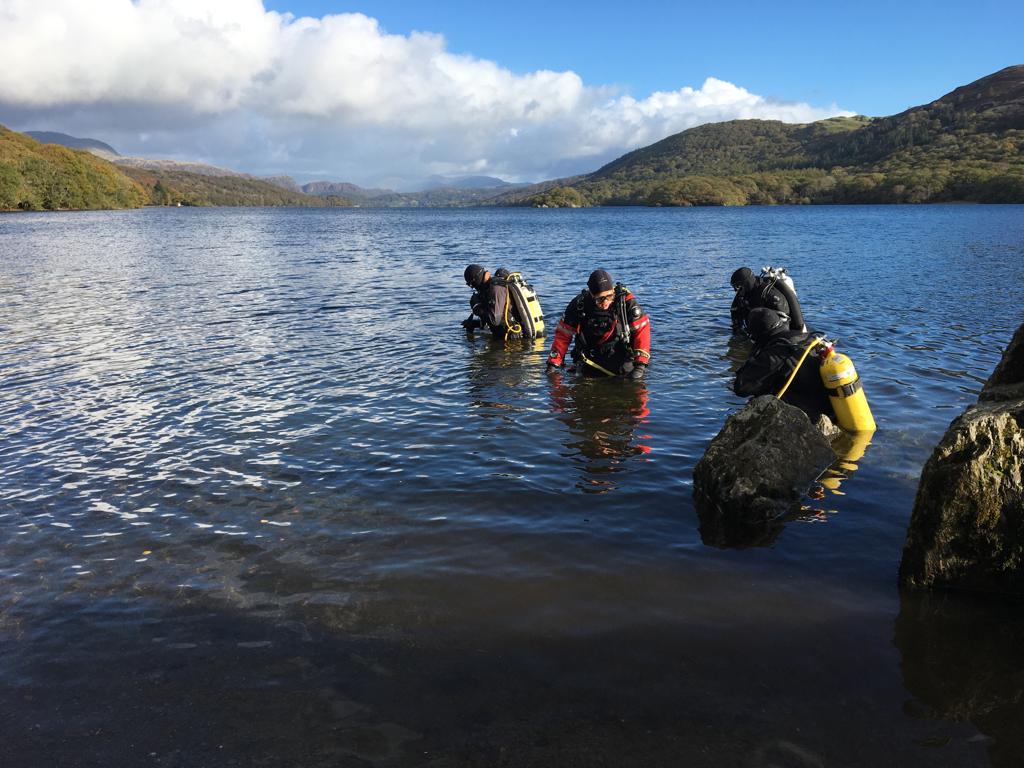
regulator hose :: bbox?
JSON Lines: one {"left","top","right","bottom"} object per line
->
{"left": 775, "top": 336, "right": 823, "bottom": 400}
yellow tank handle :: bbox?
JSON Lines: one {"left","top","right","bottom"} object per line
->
{"left": 775, "top": 336, "right": 823, "bottom": 400}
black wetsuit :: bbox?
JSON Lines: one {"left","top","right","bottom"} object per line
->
{"left": 469, "top": 268, "right": 521, "bottom": 338}
{"left": 734, "top": 329, "right": 833, "bottom": 419}
{"left": 731, "top": 277, "right": 794, "bottom": 334}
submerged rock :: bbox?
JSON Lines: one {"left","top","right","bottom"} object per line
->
{"left": 900, "top": 323, "right": 1024, "bottom": 593}
{"left": 693, "top": 395, "right": 836, "bottom": 547}
{"left": 814, "top": 413, "right": 843, "bottom": 441}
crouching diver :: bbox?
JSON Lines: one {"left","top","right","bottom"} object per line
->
{"left": 462, "top": 263, "right": 521, "bottom": 339}
{"left": 734, "top": 308, "right": 831, "bottom": 420}
{"left": 545, "top": 269, "right": 651, "bottom": 380}
{"left": 730, "top": 267, "right": 805, "bottom": 336}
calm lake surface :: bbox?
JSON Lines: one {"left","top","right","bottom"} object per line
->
{"left": 1, "top": 205, "right": 1023, "bottom": 767}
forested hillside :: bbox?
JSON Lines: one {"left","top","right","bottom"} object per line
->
{"left": 119, "top": 167, "right": 353, "bottom": 208}
{"left": 0, "top": 125, "right": 148, "bottom": 210}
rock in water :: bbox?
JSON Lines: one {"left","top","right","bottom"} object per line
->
{"left": 900, "top": 322, "right": 1024, "bottom": 593}
{"left": 814, "top": 412, "right": 843, "bottom": 441}
{"left": 693, "top": 395, "right": 836, "bottom": 546}
{"left": 981, "top": 322, "right": 1024, "bottom": 402}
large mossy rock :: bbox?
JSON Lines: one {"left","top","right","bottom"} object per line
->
{"left": 693, "top": 395, "right": 836, "bottom": 547}
{"left": 900, "top": 323, "right": 1024, "bottom": 593}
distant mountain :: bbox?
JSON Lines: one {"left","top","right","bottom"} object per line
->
{"left": 417, "top": 174, "right": 519, "bottom": 191}
{"left": 118, "top": 166, "right": 354, "bottom": 208}
{"left": 261, "top": 175, "right": 301, "bottom": 192}
{"left": 503, "top": 64, "right": 1024, "bottom": 206}
{"left": 357, "top": 185, "right": 531, "bottom": 207}
{"left": 301, "top": 180, "right": 394, "bottom": 202}
{"left": 24, "top": 130, "right": 120, "bottom": 159}
{"left": 113, "top": 157, "right": 250, "bottom": 178}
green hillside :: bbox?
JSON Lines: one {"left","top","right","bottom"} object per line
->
{"left": 514, "top": 65, "right": 1024, "bottom": 207}
{"left": 0, "top": 125, "right": 148, "bottom": 210}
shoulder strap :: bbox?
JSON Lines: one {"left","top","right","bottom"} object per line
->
{"left": 615, "top": 284, "right": 630, "bottom": 340}
{"left": 575, "top": 290, "right": 587, "bottom": 315}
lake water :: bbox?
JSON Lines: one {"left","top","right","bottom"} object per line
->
{"left": 1, "top": 205, "right": 1022, "bottom": 767}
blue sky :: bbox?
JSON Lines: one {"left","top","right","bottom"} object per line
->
{"left": 265, "top": 0, "right": 1022, "bottom": 117}
{"left": 0, "top": 1, "right": 1019, "bottom": 187}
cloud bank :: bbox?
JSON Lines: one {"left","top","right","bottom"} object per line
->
{"left": 0, "top": 0, "right": 852, "bottom": 185}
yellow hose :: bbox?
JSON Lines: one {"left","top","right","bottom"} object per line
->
{"left": 579, "top": 350, "right": 617, "bottom": 377}
{"left": 775, "top": 337, "right": 822, "bottom": 400}
{"left": 502, "top": 288, "right": 523, "bottom": 340}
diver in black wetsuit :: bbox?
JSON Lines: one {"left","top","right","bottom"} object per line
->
{"left": 734, "top": 307, "right": 832, "bottom": 420}
{"left": 730, "top": 267, "right": 805, "bottom": 336}
{"left": 462, "top": 264, "right": 521, "bottom": 338}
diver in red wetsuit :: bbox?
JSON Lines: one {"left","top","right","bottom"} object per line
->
{"left": 545, "top": 269, "right": 651, "bottom": 380}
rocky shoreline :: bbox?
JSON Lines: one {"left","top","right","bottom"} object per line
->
{"left": 900, "top": 322, "right": 1024, "bottom": 593}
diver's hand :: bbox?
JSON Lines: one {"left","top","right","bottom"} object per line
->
{"left": 461, "top": 317, "right": 479, "bottom": 330}
{"left": 546, "top": 361, "right": 560, "bottom": 373}
{"left": 627, "top": 362, "right": 646, "bottom": 380}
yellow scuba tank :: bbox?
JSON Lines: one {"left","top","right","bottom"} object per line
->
{"left": 818, "top": 347, "right": 876, "bottom": 433}
{"left": 505, "top": 272, "right": 545, "bottom": 339}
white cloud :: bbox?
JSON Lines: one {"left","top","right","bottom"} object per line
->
{"left": 0, "top": 0, "right": 852, "bottom": 185}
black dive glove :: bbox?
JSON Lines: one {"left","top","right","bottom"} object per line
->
{"left": 627, "top": 362, "right": 646, "bottom": 380}
{"left": 461, "top": 317, "right": 481, "bottom": 330}
{"left": 546, "top": 361, "right": 560, "bottom": 373}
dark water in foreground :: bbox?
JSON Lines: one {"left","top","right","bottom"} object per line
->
{"left": 1, "top": 205, "right": 1023, "bottom": 767}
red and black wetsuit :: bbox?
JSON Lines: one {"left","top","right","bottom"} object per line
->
{"left": 547, "top": 285, "right": 651, "bottom": 375}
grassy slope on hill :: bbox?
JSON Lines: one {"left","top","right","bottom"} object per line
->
{"left": 0, "top": 125, "right": 148, "bottom": 210}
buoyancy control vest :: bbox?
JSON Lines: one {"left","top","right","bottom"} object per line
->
{"left": 480, "top": 269, "right": 545, "bottom": 340}
{"left": 570, "top": 284, "right": 634, "bottom": 358}
{"left": 503, "top": 272, "right": 545, "bottom": 339}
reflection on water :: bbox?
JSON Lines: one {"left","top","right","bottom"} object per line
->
{"left": 812, "top": 429, "right": 873, "bottom": 499}
{"left": 895, "top": 590, "right": 1024, "bottom": 768}
{"left": 697, "top": 504, "right": 787, "bottom": 549}
{"left": 549, "top": 373, "right": 651, "bottom": 494}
